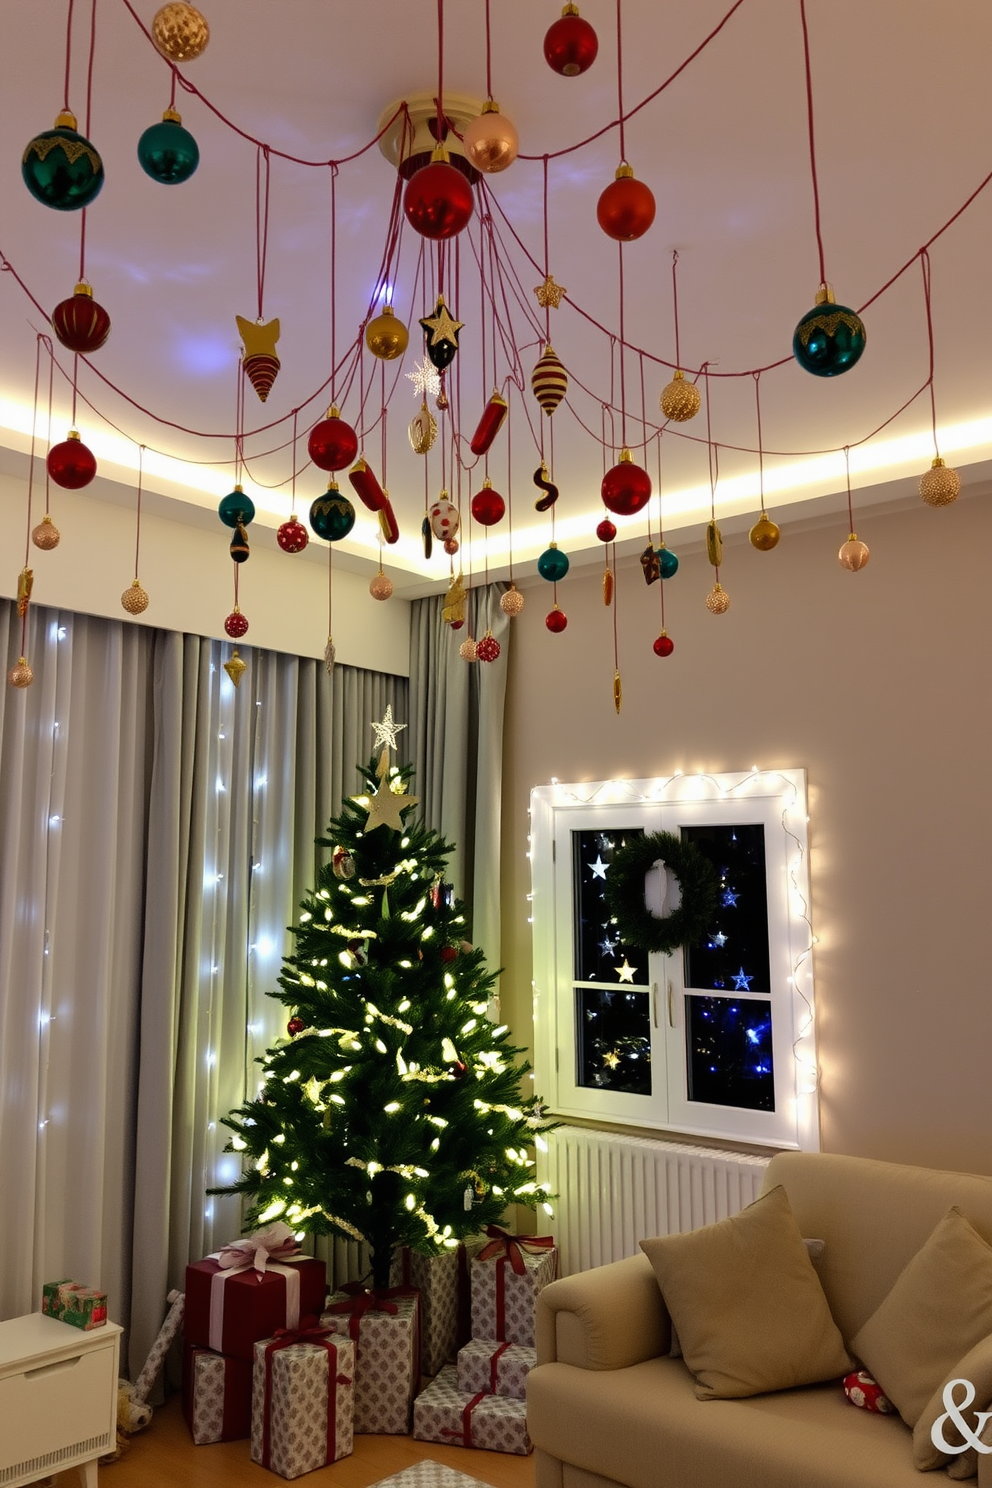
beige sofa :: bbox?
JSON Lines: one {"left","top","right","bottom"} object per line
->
{"left": 528, "top": 1151, "right": 992, "bottom": 1488}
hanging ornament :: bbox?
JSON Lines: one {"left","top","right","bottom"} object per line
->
{"left": 469, "top": 392, "right": 508, "bottom": 456}
{"left": 223, "top": 649, "right": 246, "bottom": 687}
{"left": 705, "top": 520, "right": 723, "bottom": 568}
{"left": 534, "top": 275, "right": 567, "bottom": 309}
{"left": 436, "top": 383, "right": 450, "bottom": 412}
{"left": 377, "top": 496, "right": 400, "bottom": 545}
{"left": 793, "top": 283, "right": 866, "bottom": 377}
{"left": 47, "top": 430, "right": 96, "bottom": 489}
{"left": 229, "top": 522, "right": 250, "bottom": 563}
{"left": 409, "top": 402, "right": 438, "bottom": 455}
{"left": 476, "top": 633, "right": 501, "bottom": 663}
{"left": 537, "top": 543, "right": 570, "bottom": 582}
{"left": 442, "top": 571, "right": 467, "bottom": 629}
{"left": 151, "top": 3, "right": 210, "bottom": 62}
{"left": 500, "top": 585, "right": 524, "bottom": 616}
{"left": 421, "top": 515, "right": 433, "bottom": 559}
{"left": 218, "top": 485, "right": 256, "bottom": 529}
{"left": 332, "top": 847, "right": 356, "bottom": 881}
{"left": 658, "top": 544, "right": 679, "bottom": 579}
{"left": 51, "top": 281, "right": 111, "bottom": 354}
{"left": 546, "top": 606, "right": 568, "bottom": 633}
{"left": 459, "top": 637, "right": 478, "bottom": 662}
{"left": 640, "top": 547, "right": 661, "bottom": 586}
{"left": 544, "top": 2, "right": 599, "bottom": 75}
{"left": 613, "top": 672, "right": 622, "bottom": 714}
{"left": 32, "top": 514, "right": 61, "bottom": 551}
{"left": 603, "top": 567, "right": 614, "bottom": 605}
{"left": 7, "top": 657, "right": 34, "bottom": 689}
{"left": 370, "top": 570, "right": 394, "bottom": 601}
{"left": 471, "top": 480, "right": 505, "bottom": 526}
{"left": 17, "top": 568, "right": 33, "bottom": 619}
{"left": 287, "top": 1017, "right": 306, "bottom": 1037}
{"left": 919, "top": 456, "right": 961, "bottom": 507}
{"left": 596, "top": 517, "right": 617, "bottom": 543}
{"left": 309, "top": 482, "right": 356, "bottom": 541}
{"left": 121, "top": 579, "right": 149, "bottom": 615}
{"left": 749, "top": 513, "right": 781, "bottom": 551}
{"left": 429, "top": 493, "right": 460, "bottom": 543}
{"left": 660, "top": 370, "right": 701, "bottom": 422}
{"left": 653, "top": 631, "right": 675, "bottom": 657}
{"left": 403, "top": 145, "right": 474, "bottom": 240}
{"left": 137, "top": 108, "right": 199, "bottom": 184}
{"left": 463, "top": 101, "right": 519, "bottom": 174}
{"left": 236, "top": 316, "right": 281, "bottom": 404}
{"left": 597, "top": 164, "right": 656, "bottom": 242}
{"left": 349, "top": 458, "right": 388, "bottom": 513}
{"left": 406, "top": 355, "right": 442, "bottom": 402}
{"left": 22, "top": 111, "right": 104, "bottom": 211}
{"left": 366, "top": 304, "right": 409, "bottom": 361}
{"left": 277, "top": 517, "right": 309, "bottom": 553}
{"left": 420, "top": 295, "right": 463, "bottom": 372}
{"left": 224, "top": 607, "right": 249, "bottom": 638}
{"left": 533, "top": 463, "right": 559, "bottom": 512}
{"left": 601, "top": 450, "right": 651, "bottom": 516}
{"left": 838, "top": 534, "right": 870, "bottom": 571}
{"left": 324, "top": 638, "right": 336, "bottom": 677}
{"left": 531, "top": 345, "right": 568, "bottom": 414}
{"left": 443, "top": 537, "right": 459, "bottom": 555}
{"left": 705, "top": 583, "right": 730, "bottom": 614}
{"left": 308, "top": 408, "right": 358, "bottom": 471}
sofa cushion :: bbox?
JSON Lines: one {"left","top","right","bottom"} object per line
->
{"left": 850, "top": 1207, "right": 992, "bottom": 1429}
{"left": 640, "top": 1185, "right": 851, "bottom": 1400}
{"left": 914, "top": 1332, "right": 992, "bottom": 1474}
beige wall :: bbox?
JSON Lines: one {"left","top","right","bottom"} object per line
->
{"left": 500, "top": 494, "right": 992, "bottom": 1175}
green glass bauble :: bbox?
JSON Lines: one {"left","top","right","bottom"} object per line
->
{"left": 792, "top": 283, "right": 866, "bottom": 377}
{"left": 658, "top": 545, "right": 679, "bottom": 579}
{"left": 218, "top": 486, "right": 256, "bottom": 528}
{"left": 537, "top": 543, "right": 570, "bottom": 582}
{"left": 137, "top": 111, "right": 199, "bottom": 185}
{"left": 22, "top": 112, "right": 104, "bottom": 211}
{"left": 309, "top": 486, "right": 356, "bottom": 542}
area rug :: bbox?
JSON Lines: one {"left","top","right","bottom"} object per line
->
{"left": 369, "top": 1463, "right": 494, "bottom": 1488}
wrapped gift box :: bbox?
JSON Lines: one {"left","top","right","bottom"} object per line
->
{"left": 413, "top": 1365, "right": 531, "bottom": 1455}
{"left": 389, "top": 1243, "right": 483, "bottom": 1376}
{"left": 456, "top": 1338, "right": 536, "bottom": 1401}
{"left": 469, "top": 1234, "right": 557, "bottom": 1347}
{"left": 182, "top": 1341, "right": 253, "bottom": 1444}
{"left": 320, "top": 1290, "right": 420, "bottom": 1434}
{"left": 250, "top": 1332, "right": 355, "bottom": 1479}
{"left": 42, "top": 1279, "right": 108, "bottom": 1330}
{"left": 185, "top": 1255, "right": 326, "bottom": 1362}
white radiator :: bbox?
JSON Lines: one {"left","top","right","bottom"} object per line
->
{"left": 541, "top": 1126, "right": 770, "bottom": 1275}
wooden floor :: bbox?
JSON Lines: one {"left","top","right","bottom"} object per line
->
{"left": 65, "top": 1394, "right": 536, "bottom": 1488}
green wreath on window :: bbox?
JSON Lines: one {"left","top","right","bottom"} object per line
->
{"left": 604, "top": 831, "right": 720, "bottom": 956}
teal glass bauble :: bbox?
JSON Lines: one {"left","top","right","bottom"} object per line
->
{"left": 309, "top": 486, "right": 356, "bottom": 542}
{"left": 658, "top": 545, "right": 679, "bottom": 579}
{"left": 218, "top": 486, "right": 256, "bottom": 528}
{"left": 22, "top": 113, "right": 104, "bottom": 211}
{"left": 537, "top": 543, "right": 570, "bottom": 582}
{"left": 137, "top": 112, "right": 199, "bottom": 185}
{"left": 793, "top": 284, "right": 866, "bottom": 377}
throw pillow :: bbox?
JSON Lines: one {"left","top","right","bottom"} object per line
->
{"left": 641, "top": 1185, "right": 851, "bottom": 1400}
{"left": 850, "top": 1207, "right": 992, "bottom": 1430}
{"left": 914, "top": 1332, "right": 992, "bottom": 1475}
{"left": 668, "top": 1237, "right": 825, "bottom": 1359}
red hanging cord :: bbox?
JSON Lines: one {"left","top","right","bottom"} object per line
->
{"left": 290, "top": 408, "right": 298, "bottom": 516}
{"left": 133, "top": 444, "right": 144, "bottom": 579}
{"left": 84, "top": 0, "right": 97, "bottom": 137}
{"left": 255, "top": 146, "right": 271, "bottom": 320}
{"left": 920, "top": 249, "right": 940, "bottom": 455}
{"left": 844, "top": 445, "right": 855, "bottom": 533}
{"left": 542, "top": 157, "right": 551, "bottom": 344}
{"left": 671, "top": 250, "right": 682, "bottom": 370}
{"left": 616, "top": 0, "right": 626, "bottom": 163}
{"left": 23, "top": 337, "right": 45, "bottom": 568}
{"left": 753, "top": 371, "right": 766, "bottom": 509}
{"left": 63, "top": 0, "right": 76, "bottom": 112}
{"left": 436, "top": 0, "right": 445, "bottom": 142}
{"left": 484, "top": 0, "right": 493, "bottom": 100}
{"left": 43, "top": 342, "right": 55, "bottom": 516}
{"left": 329, "top": 164, "right": 338, "bottom": 403}
{"left": 799, "top": 0, "right": 827, "bottom": 285}
{"left": 618, "top": 244, "right": 627, "bottom": 447}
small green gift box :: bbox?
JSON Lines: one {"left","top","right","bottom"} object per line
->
{"left": 42, "top": 1278, "right": 108, "bottom": 1330}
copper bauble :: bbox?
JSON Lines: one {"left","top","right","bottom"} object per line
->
{"left": 121, "top": 580, "right": 149, "bottom": 615}
{"left": 403, "top": 147, "right": 474, "bottom": 240}
{"left": 7, "top": 657, "right": 33, "bottom": 688}
{"left": 51, "top": 281, "right": 111, "bottom": 354}
{"left": 749, "top": 513, "right": 781, "bottom": 551}
{"left": 463, "top": 102, "right": 519, "bottom": 174}
{"left": 365, "top": 305, "right": 409, "bottom": 361}
{"left": 544, "top": 2, "right": 599, "bottom": 75}
{"left": 500, "top": 585, "right": 525, "bottom": 616}
{"left": 597, "top": 164, "right": 655, "bottom": 242}
{"left": 370, "top": 572, "right": 394, "bottom": 601}
{"left": 601, "top": 449, "right": 651, "bottom": 516}
{"left": 660, "top": 369, "right": 701, "bottom": 422}
{"left": 705, "top": 582, "right": 730, "bottom": 614}
{"left": 152, "top": 2, "right": 210, "bottom": 61}
{"left": 32, "top": 514, "right": 61, "bottom": 550}
{"left": 919, "top": 456, "right": 960, "bottom": 507}
{"left": 838, "top": 534, "right": 870, "bottom": 571}
{"left": 459, "top": 637, "right": 478, "bottom": 662}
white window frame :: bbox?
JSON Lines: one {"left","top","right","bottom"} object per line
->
{"left": 530, "top": 769, "right": 819, "bottom": 1151}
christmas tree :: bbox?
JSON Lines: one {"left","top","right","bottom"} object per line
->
{"left": 215, "top": 707, "right": 554, "bottom": 1289}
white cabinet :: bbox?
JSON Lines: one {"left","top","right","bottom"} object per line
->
{"left": 0, "top": 1313, "right": 121, "bottom": 1488}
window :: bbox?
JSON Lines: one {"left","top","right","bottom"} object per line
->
{"left": 530, "top": 770, "right": 818, "bottom": 1150}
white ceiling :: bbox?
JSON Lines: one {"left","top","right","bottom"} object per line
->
{"left": 2, "top": 0, "right": 991, "bottom": 597}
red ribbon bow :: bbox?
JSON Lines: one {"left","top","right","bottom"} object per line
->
{"left": 325, "top": 1283, "right": 402, "bottom": 1319}
{"left": 476, "top": 1225, "right": 556, "bottom": 1276}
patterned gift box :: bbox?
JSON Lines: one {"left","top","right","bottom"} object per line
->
{"left": 413, "top": 1365, "right": 532, "bottom": 1456}
{"left": 182, "top": 1341, "right": 253, "bottom": 1444}
{"left": 250, "top": 1331, "right": 355, "bottom": 1479}
{"left": 389, "top": 1241, "right": 483, "bottom": 1376}
{"left": 185, "top": 1254, "right": 326, "bottom": 1363}
{"left": 456, "top": 1339, "right": 536, "bottom": 1401}
{"left": 469, "top": 1230, "right": 557, "bottom": 1347}
{"left": 320, "top": 1288, "right": 420, "bottom": 1434}
{"left": 42, "top": 1279, "right": 108, "bottom": 1330}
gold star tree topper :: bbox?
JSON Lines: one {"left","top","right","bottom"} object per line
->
{"left": 362, "top": 749, "right": 419, "bottom": 834}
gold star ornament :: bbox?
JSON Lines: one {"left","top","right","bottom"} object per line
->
{"left": 362, "top": 749, "right": 418, "bottom": 833}
{"left": 371, "top": 704, "right": 406, "bottom": 752}
{"left": 419, "top": 295, "right": 463, "bottom": 354}
{"left": 603, "top": 1050, "right": 621, "bottom": 1070}
{"left": 534, "top": 275, "right": 567, "bottom": 309}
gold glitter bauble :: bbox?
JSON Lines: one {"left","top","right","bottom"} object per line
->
{"left": 660, "top": 369, "right": 701, "bottom": 423}
{"left": 459, "top": 638, "right": 478, "bottom": 661}
{"left": 919, "top": 456, "right": 960, "bottom": 508}
{"left": 223, "top": 649, "right": 246, "bottom": 687}
{"left": 500, "top": 584, "right": 525, "bottom": 616}
{"left": 370, "top": 572, "right": 394, "bottom": 601}
{"left": 365, "top": 305, "right": 409, "bottom": 361}
{"left": 749, "top": 512, "right": 780, "bottom": 551}
{"left": 32, "top": 514, "right": 60, "bottom": 550}
{"left": 121, "top": 579, "right": 149, "bottom": 615}
{"left": 705, "top": 582, "right": 730, "bottom": 614}
{"left": 7, "top": 657, "right": 33, "bottom": 688}
{"left": 152, "top": 3, "right": 209, "bottom": 61}
{"left": 838, "top": 534, "right": 870, "bottom": 571}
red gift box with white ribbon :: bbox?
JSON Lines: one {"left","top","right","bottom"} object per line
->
{"left": 184, "top": 1223, "right": 327, "bottom": 1363}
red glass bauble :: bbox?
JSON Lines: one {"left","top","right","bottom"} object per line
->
{"left": 546, "top": 607, "right": 568, "bottom": 633}
{"left": 476, "top": 635, "right": 501, "bottom": 663}
{"left": 47, "top": 432, "right": 96, "bottom": 489}
{"left": 440, "top": 945, "right": 459, "bottom": 963}
{"left": 287, "top": 1016, "right": 306, "bottom": 1036}
{"left": 471, "top": 484, "right": 506, "bottom": 526}
{"left": 597, "top": 170, "right": 656, "bottom": 242}
{"left": 544, "top": 5, "right": 599, "bottom": 76}
{"left": 308, "top": 410, "right": 358, "bottom": 472}
{"left": 224, "top": 609, "right": 249, "bottom": 638}
{"left": 653, "top": 633, "right": 675, "bottom": 657}
{"left": 51, "top": 282, "right": 111, "bottom": 354}
{"left": 277, "top": 517, "right": 309, "bottom": 553}
{"left": 403, "top": 157, "right": 474, "bottom": 240}
{"left": 601, "top": 455, "right": 651, "bottom": 516}
{"left": 596, "top": 517, "right": 617, "bottom": 543}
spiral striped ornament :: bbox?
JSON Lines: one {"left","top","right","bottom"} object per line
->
{"left": 243, "top": 351, "right": 280, "bottom": 403}
{"left": 531, "top": 344, "right": 568, "bottom": 415}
